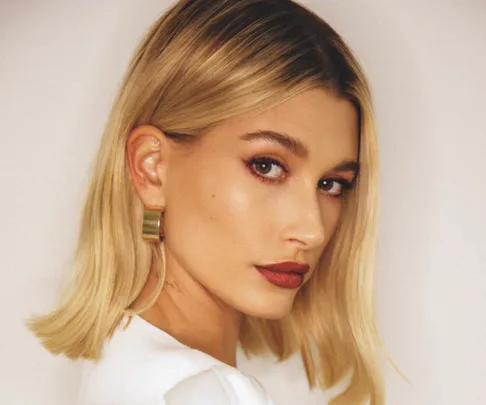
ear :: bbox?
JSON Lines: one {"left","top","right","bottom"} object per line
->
{"left": 126, "top": 125, "right": 170, "bottom": 209}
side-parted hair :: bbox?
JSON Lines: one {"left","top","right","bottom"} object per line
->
{"left": 28, "top": 1, "right": 386, "bottom": 404}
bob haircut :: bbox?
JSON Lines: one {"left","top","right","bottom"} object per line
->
{"left": 28, "top": 0, "right": 386, "bottom": 404}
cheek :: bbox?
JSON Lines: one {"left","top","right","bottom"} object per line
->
{"left": 324, "top": 201, "right": 344, "bottom": 238}
{"left": 164, "top": 159, "right": 258, "bottom": 263}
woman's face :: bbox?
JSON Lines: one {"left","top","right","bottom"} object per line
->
{"left": 163, "top": 88, "right": 358, "bottom": 319}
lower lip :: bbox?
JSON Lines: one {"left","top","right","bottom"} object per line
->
{"left": 255, "top": 266, "right": 304, "bottom": 289}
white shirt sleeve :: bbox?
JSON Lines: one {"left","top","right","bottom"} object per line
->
{"left": 163, "top": 365, "right": 274, "bottom": 405}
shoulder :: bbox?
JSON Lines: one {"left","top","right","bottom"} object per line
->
{"left": 164, "top": 364, "right": 274, "bottom": 405}
{"left": 78, "top": 316, "right": 274, "bottom": 405}
{"left": 79, "top": 342, "right": 228, "bottom": 404}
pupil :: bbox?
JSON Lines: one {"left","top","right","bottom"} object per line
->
{"left": 319, "top": 180, "right": 331, "bottom": 190}
{"left": 258, "top": 162, "right": 271, "bottom": 174}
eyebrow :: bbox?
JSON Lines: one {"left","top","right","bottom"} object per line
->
{"left": 240, "top": 129, "right": 309, "bottom": 158}
{"left": 239, "top": 129, "right": 360, "bottom": 176}
{"left": 333, "top": 160, "right": 360, "bottom": 176}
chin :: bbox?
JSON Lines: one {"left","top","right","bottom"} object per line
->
{"left": 235, "top": 292, "right": 296, "bottom": 320}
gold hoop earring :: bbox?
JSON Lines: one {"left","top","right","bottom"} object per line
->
{"left": 142, "top": 206, "right": 165, "bottom": 241}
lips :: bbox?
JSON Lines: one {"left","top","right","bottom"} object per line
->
{"left": 255, "top": 261, "right": 310, "bottom": 274}
{"left": 254, "top": 261, "right": 310, "bottom": 289}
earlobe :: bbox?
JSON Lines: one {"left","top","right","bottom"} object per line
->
{"left": 126, "top": 125, "right": 168, "bottom": 208}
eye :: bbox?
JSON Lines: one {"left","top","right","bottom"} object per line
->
{"left": 246, "top": 157, "right": 287, "bottom": 182}
{"left": 318, "top": 178, "right": 352, "bottom": 198}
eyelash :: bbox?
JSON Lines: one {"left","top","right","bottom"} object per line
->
{"left": 245, "top": 156, "right": 353, "bottom": 198}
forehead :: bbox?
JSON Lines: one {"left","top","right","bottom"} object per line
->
{"left": 204, "top": 88, "right": 359, "bottom": 160}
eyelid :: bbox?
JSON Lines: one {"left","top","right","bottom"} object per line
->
{"left": 253, "top": 155, "right": 288, "bottom": 171}
{"left": 246, "top": 155, "right": 355, "bottom": 195}
{"left": 315, "top": 179, "right": 353, "bottom": 199}
{"left": 246, "top": 156, "right": 288, "bottom": 182}
{"left": 325, "top": 177, "right": 354, "bottom": 187}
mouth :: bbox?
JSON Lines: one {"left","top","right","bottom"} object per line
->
{"left": 254, "top": 261, "right": 310, "bottom": 289}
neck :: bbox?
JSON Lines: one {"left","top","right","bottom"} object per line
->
{"left": 132, "top": 251, "right": 242, "bottom": 367}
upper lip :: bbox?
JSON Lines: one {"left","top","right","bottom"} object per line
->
{"left": 255, "top": 261, "right": 310, "bottom": 274}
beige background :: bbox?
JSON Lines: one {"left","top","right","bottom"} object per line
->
{"left": 1, "top": 0, "right": 485, "bottom": 404}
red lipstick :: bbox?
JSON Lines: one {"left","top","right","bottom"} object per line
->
{"left": 255, "top": 261, "right": 309, "bottom": 289}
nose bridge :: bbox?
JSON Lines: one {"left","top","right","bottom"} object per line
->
{"left": 282, "top": 181, "right": 326, "bottom": 248}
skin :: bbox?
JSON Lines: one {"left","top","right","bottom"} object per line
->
{"left": 126, "top": 88, "right": 359, "bottom": 367}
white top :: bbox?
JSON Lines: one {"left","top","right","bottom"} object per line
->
{"left": 77, "top": 315, "right": 275, "bottom": 405}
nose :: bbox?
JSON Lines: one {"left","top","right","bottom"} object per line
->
{"left": 280, "top": 189, "right": 326, "bottom": 250}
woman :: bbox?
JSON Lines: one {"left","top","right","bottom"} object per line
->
{"left": 28, "top": 0, "right": 386, "bottom": 404}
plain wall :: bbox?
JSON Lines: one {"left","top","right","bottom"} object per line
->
{"left": 1, "top": 1, "right": 485, "bottom": 404}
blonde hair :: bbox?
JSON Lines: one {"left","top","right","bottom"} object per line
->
{"left": 28, "top": 0, "right": 386, "bottom": 404}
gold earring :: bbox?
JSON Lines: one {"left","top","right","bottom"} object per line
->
{"left": 142, "top": 206, "right": 165, "bottom": 241}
